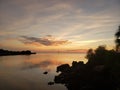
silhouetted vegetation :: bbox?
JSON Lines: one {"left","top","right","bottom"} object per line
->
{"left": 115, "top": 26, "right": 120, "bottom": 52}
{"left": 0, "top": 49, "right": 36, "bottom": 56}
{"left": 53, "top": 26, "right": 120, "bottom": 90}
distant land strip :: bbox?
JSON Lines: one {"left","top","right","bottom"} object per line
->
{"left": 0, "top": 49, "right": 36, "bottom": 56}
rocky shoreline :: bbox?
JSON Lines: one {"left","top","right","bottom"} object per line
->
{"left": 53, "top": 46, "right": 120, "bottom": 90}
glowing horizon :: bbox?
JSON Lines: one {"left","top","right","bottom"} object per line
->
{"left": 0, "top": 0, "right": 120, "bottom": 52}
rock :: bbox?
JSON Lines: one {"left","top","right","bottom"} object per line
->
{"left": 56, "top": 64, "right": 70, "bottom": 73}
{"left": 43, "top": 71, "right": 48, "bottom": 74}
{"left": 48, "top": 82, "right": 54, "bottom": 85}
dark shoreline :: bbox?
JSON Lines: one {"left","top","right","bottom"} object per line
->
{"left": 54, "top": 46, "right": 120, "bottom": 90}
{"left": 0, "top": 53, "right": 36, "bottom": 56}
{"left": 0, "top": 49, "right": 36, "bottom": 56}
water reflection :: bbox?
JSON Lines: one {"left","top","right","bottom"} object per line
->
{"left": 0, "top": 53, "right": 86, "bottom": 90}
{"left": 22, "top": 60, "right": 61, "bottom": 71}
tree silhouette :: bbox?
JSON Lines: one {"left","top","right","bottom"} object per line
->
{"left": 115, "top": 26, "right": 120, "bottom": 52}
{"left": 86, "top": 49, "right": 94, "bottom": 59}
{"left": 53, "top": 25, "right": 120, "bottom": 90}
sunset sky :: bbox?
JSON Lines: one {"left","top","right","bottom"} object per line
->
{"left": 0, "top": 0, "right": 120, "bottom": 52}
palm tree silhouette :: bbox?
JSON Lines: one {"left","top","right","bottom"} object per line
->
{"left": 115, "top": 26, "right": 120, "bottom": 52}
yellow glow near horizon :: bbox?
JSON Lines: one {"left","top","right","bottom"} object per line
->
{"left": 0, "top": 0, "right": 119, "bottom": 52}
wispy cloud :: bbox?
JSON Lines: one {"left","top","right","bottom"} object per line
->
{"left": 0, "top": 0, "right": 119, "bottom": 50}
{"left": 20, "top": 35, "right": 70, "bottom": 46}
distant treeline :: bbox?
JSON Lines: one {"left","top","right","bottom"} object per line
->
{"left": 0, "top": 49, "right": 36, "bottom": 56}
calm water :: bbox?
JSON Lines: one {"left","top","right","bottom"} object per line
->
{"left": 0, "top": 53, "right": 87, "bottom": 90}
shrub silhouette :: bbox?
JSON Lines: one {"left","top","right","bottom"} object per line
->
{"left": 115, "top": 26, "right": 120, "bottom": 52}
{"left": 53, "top": 26, "right": 120, "bottom": 90}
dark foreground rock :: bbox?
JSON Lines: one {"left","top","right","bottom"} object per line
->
{"left": 54, "top": 46, "right": 120, "bottom": 90}
{"left": 48, "top": 82, "right": 54, "bottom": 85}
{"left": 43, "top": 71, "right": 48, "bottom": 74}
{"left": 53, "top": 26, "right": 120, "bottom": 90}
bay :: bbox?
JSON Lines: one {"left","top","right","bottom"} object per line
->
{"left": 0, "top": 53, "right": 87, "bottom": 90}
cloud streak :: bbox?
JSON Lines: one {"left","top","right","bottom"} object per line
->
{"left": 20, "top": 35, "right": 70, "bottom": 46}
{"left": 0, "top": 0, "right": 120, "bottom": 50}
